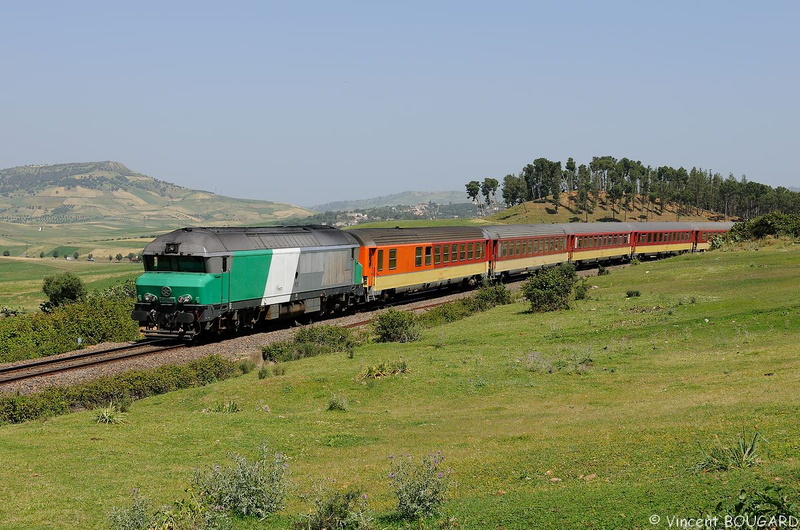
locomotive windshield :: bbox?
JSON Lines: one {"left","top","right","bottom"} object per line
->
{"left": 144, "top": 255, "right": 207, "bottom": 273}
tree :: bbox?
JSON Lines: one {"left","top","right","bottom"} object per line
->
{"left": 481, "top": 178, "right": 499, "bottom": 210}
{"left": 108, "top": 255, "right": 113, "bottom": 262}
{"left": 465, "top": 180, "right": 484, "bottom": 215}
{"left": 501, "top": 174, "right": 526, "bottom": 206}
{"left": 39, "top": 251, "right": 45, "bottom": 259}
{"left": 115, "top": 253, "right": 123, "bottom": 262}
{"left": 2, "top": 250, "right": 8, "bottom": 257}
{"left": 73, "top": 251, "right": 79, "bottom": 260}
{"left": 577, "top": 164, "right": 591, "bottom": 220}
{"left": 87, "top": 253, "right": 93, "bottom": 260}
{"left": 42, "top": 271, "right": 86, "bottom": 310}
{"left": 52, "top": 249, "right": 59, "bottom": 259}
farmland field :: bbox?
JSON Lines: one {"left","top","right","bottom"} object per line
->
{"left": 0, "top": 245, "right": 798, "bottom": 528}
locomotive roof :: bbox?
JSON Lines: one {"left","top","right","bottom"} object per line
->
{"left": 347, "top": 226, "right": 486, "bottom": 246}
{"left": 142, "top": 225, "right": 359, "bottom": 255}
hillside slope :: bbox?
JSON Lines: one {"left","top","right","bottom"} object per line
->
{"left": 0, "top": 161, "right": 312, "bottom": 225}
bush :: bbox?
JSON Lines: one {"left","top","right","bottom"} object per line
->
{"left": 258, "top": 367, "right": 271, "bottom": 379}
{"left": 300, "top": 483, "right": 372, "bottom": 530}
{"left": 626, "top": 290, "right": 641, "bottom": 298}
{"left": 574, "top": 279, "right": 589, "bottom": 300}
{"left": 388, "top": 452, "right": 453, "bottom": 520}
{"left": 597, "top": 265, "right": 609, "bottom": 276}
{"left": 373, "top": 309, "right": 420, "bottom": 343}
{"left": 472, "top": 283, "right": 512, "bottom": 309}
{"left": 521, "top": 264, "right": 578, "bottom": 312}
{"left": 42, "top": 271, "right": 86, "bottom": 309}
{"left": 238, "top": 359, "right": 256, "bottom": 374}
{"left": 262, "top": 325, "right": 359, "bottom": 362}
{"left": 0, "top": 283, "right": 140, "bottom": 363}
{"left": 2, "top": 250, "right": 9, "bottom": 257}
{"left": 193, "top": 445, "right": 288, "bottom": 520}
{"left": 0, "top": 355, "right": 237, "bottom": 425}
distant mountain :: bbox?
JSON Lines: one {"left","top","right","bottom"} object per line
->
{"left": 789, "top": 187, "right": 800, "bottom": 193}
{"left": 0, "top": 161, "right": 312, "bottom": 225}
{"left": 310, "top": 190, "right": 470, "bottom": 212}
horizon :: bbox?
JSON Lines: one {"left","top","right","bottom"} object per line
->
{"left": 1, "top": 1, "right": 797, "bottom": 206}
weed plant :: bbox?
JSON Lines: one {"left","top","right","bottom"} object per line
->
{"left": 209, "top": 400, "right": 240, "bottom": 414}
{"left": 299, "top": 482, "right": 372, "bottom": 530}
{"left": 714, "top": 484, "right": 799, "bottom": 520}
{"left": 359, "top": 359, "right": 409, "bottom": 380}
{"left": 388, "top": 452, "right": 452, "bottom": 520}
{"left": 327, "top": 394, "right": 349, "bottom": 412}
{"left": 696, "top": 430, "right": 762, "bottom": 472}
{"left": 95, "top": 402, "right": 126, "bottom": 424}
{"left": 192, "top": 445, "right": 288, "bottom": 520}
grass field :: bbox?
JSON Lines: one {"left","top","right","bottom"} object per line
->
{"left": 0, "top": 257, "right": 141, "bottom": 310}
{"left": 1, "top": 245, "right": 798, "bottom": 529}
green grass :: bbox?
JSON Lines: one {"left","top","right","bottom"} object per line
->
{"left": 0, "top": 257, "right": 140, "bottom": 310}
{"left": 1, "top": 247, "right": 799, "bottom": 528}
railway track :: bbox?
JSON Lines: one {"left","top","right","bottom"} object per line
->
{"left": 0, "top": 340, "right": 186, "bottom": 384}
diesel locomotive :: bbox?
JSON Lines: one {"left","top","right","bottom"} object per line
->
{"left": 131, "top": 221, "right": 733, "bottom": 338}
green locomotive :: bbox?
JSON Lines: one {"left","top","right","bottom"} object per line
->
{"left": 131, "top": 226, "right": 364, "bottom": 338}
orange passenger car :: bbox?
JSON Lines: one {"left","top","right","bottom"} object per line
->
{"left": 348, "top": 227, "right": 489, "bottom": 297}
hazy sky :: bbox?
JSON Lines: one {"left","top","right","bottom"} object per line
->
{"left": 1, "top": 1, "right": 798, "bottom": 207}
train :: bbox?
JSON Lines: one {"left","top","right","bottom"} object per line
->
{"left": 131, "top": 221, "right": 733, "bottom": 339}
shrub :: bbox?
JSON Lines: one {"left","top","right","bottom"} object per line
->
{"left": 42, "top": 271, "right": 87, "bottom": 309}
{"left": 695, "top": 430, "right": 762, "bottom": 472}
{"left": 300, "top": 483, "right": 372, "bottom": 530}
{"left": 193, "top": 445, "right": 288, "bottom": 520}
{"left": 626, "top": 290, "right": 641, "bottom": 298}
{"left": 258, "top": 367, "right": 271, "bottom": 379}
{"left": 574, "top": 279, "right": 590, "bottom": 300}
{"left": 327, "top": 394, "right": 349, "bottom": 412}
{"left": 0, "top": 355, "right": 236, "bottom": 425}
{"left": 238, "top": 359, "right": 256, "bottom": 374}
{"left": 273, "top": 365, "right": 286, "bottom": 376}
{"left": 472, "top": 283, "right": 512, "bottom": 309}
{"left": 373, "top": 309, "right": 420, "bottom": 343}
{"left": 521, "top": 264, "right": 578, "bottom": 312}
{"left": 597, "top": 265, "right": 609, "bottom": 276}
{"left": 2, "top": 250, "right": 9, "bottom": 257}
{"left": 388, "top": 452, "right": 453, "bottom": 520}
{"left": 262, "top": 325, "right": 359, "bottom": 362}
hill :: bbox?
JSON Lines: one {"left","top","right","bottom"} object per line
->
{"left": 487, "top": 192, "right": 727, "bottom": 224}
{"left": 0, "top": 161, "right": 312, "bottom": 225}
{"left": 309, "top": 190, "right": 469, "bottom": 212}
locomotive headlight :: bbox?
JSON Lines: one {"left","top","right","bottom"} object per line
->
{"left": 143, "top": 293, "right": 158, "bottom": 302}
{"left": 177, "top": 294, "right": 192, "bottom": 304}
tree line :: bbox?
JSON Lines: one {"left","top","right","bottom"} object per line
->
{"left": 467, "top": 156, "right": 800, "bottom": 220}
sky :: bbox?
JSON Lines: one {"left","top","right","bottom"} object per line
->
{"left": 0, "top": 1, "right": 798, "bottom": 207}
